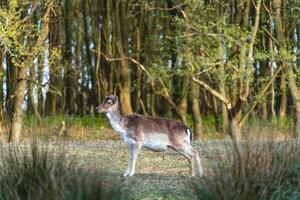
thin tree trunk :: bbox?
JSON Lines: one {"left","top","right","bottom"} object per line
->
{"left": 114, "top": 0, "right": 132, "bottom": 114}
{"left": 178, "top": 96, "right": 188, "bottom": 125}
{"left": 46, "top": 1, "right": 61, "bottom": 115}
{"left": 9, "top": 64, "right": 27, "bottom": 142}
{"left": 64, "top": 0, "right": 75, "bottom": 115}
{"left": 229, "top": 117, "right": 241, "bottom": 140}
{"left": 28, "top": 66, "right": 42, "bottom": 122}
{"left": 279, "top": 71, "right": 287, "bottom": 119}
{"left": 6, "top": 57, "right": 18, "bottom": 118}
{"left": 270, "top": 67, "right": 276, "bottom": 120}
{"left": 0, "top": 50, "right": 4, "bottom": 134}
{"left": 268, "top": 5, "right": 277, "bottom": 120}
{"left": 286, "top": 66, "right": 300, "bottom": 138}
{"left": 37, "top": 55, "right": 44, "bottom": 115}
{"left": 273, "top": 0, "right": 287, "bottom": 119}
{"left": 190, "top": 83, "right": 202, "bottom": 140}
{"left": 219, "top": 63, "right": 229, "bottom": 133}
{"left": 294, "top": 102, "right": 300, "bottom": 138}
{"left": 134, "top": 14, "right": 143, "bottom": 112}
{"left": 261, "top": 101, "right": 268, "bottom": 120}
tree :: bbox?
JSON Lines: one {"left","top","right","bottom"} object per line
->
{"left": 0, "top": 0, "right": 52, "bottom": 142}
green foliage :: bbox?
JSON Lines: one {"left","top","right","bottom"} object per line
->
{"left": 0, "top": 1, "right": 47, "bottom": 66}
{"left": 201, "top": 115, "right": 217, "bottom": 134}
{"left": 23, "top": 115, "right": 110, "bottom": 129}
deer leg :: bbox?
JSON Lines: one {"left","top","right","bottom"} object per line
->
{"left": 123, "top": 145, "right": 135, "bottom": 177}
{"left": 190, "top": 148, "right": 204, "bottom": 177}
{"left": 173, "top": 145, "right": 195, "bottom": 177}
{"left": 174, "top": 144, "right": 204, "bottom": 177}
{"left": 123, "top": 142, "right": 142, "bottom": 177}
{"left": 187, "top": 155, "right": 195, "bottom": 177}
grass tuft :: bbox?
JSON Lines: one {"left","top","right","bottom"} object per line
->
{"left": 0, "top": 143, "right": 123, "bottom": 200}
{"left": 189, "top": 140, "right": 300, "bottom": 200}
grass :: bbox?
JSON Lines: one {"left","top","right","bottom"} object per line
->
{"left": 189, "top": 140, "right": 300, "bottom": 200}
{"left": 1, "top": 114, "right": 295, "bottom": 142}
{"left": 0, "top": 140, "right": 300, "bottom": 199}
{"left": 0, "top": 142, "right": 123, "bottom": 200}
{"left": 0, "top": 115, "right": 299, "bottom": 199}
{"left": 0, "top": 140, "right": 227, "bottom": 199}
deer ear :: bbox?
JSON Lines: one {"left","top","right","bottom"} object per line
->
{"left": 114, "top": 96, "right": 118, "bottom": 103}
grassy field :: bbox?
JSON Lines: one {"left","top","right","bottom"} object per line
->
{"left": 61, "top": 140, "right": 232, "bottom": 199}
{"left": 0, "top": 140, "right": 231, "bottom": 199}
{"left": 1, "top": 139, "right": 300, "bottom": 199}
{"left": 0, "top": 116, "right": 298, "bottom": 199}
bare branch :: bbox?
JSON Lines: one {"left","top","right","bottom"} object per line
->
{"left": 248, "top": 0, "right": 262, "bottom": 61}
{"left": 239, "top": 67, "right": 282, "bottom": 126}
{"left": 261, "top": 26, "right": 279, "bottom": 47}
{"left": 191, "top": 76, "right": 231, "bottom": 109}
{"left": 16, "top": 2, "right": 40, "bottom": 25}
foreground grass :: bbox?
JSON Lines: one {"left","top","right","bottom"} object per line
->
{"left": 0, "top": 143, "right": 123, "bottom": 200}
{"left": 0, "top": 140, "right": 300, "bottom": 199}
{"left": 190, "top": 140, "right": 300, "bottom": 200}
{"left": 0, "top": 141, "right": 228, "bottom": 199}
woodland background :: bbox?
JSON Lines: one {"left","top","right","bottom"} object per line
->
{"left": 0, "top": 0, "right": 300, "bottom": 142}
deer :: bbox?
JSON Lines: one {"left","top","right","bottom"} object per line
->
{"left": 96, "top": 95, "right": 204, "bottom": 177}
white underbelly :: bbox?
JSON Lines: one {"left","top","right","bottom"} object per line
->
{"left": 143, "top": 134, "right": 169, "bottom": 151}
{"left": 143, "top": 141, "right": 168, "bottom": 151}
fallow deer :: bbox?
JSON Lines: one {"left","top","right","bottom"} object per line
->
{"left": 96, "top": 95, "right": 204, "bottom": 177}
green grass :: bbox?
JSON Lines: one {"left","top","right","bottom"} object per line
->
{"left": 189, "top": 140, "right": 300, "bottom": 200}
{"left": 1, "top": 115, "right": 295, "bottom": 141}
{"left": 0, "top": 140, "right": 300, "bottom": 199}
{"left": 0, "top": 142, "right": 123, "bottom": 200}
{"left": 23, "top": 115, "right": 110, "bottom": 129}
{"left": 0, "top": 140, "right": 226, "bottom": 199}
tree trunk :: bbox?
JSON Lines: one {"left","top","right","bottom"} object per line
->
{"left": 273, "top": 0, "right": 287, "bottom": 119}
{"left": 228, "top": 99, "right": 243, "bottom": 140}
{"left": 178, "top": 96, "right": 188, "bottom": 125}
{"left": 46, "top": 1, "right": 61, "bottom": 115}
{"left": 6, "top": 56, "right": 18, "bottom": 118}
{"left": 261, "top": 101, "right": 268, "bottom": 120}
{"left": 28, "top": 66, "right": 42, "bottom": 122}
{"left": 37, "top": 55, "right": 44, "bottom": 115}
{"left": 134, "top": 21, "right": 143, "bottom": 112}
{"left": 267, "top": 2, "right": 277, "bottom": 121}
{"left": 229, "top": 117, "right": 242, "bottom": 140}
{"left": 190, "top": 84, "right": 202, "bottom": 140}
{"left": 294, "top": 102, "right": 300, "bottom": 138}
{"left": 114, "top": 0, "right": 132, "bottom": 114}
{"left": 64, "top": 0, "right": 75, "bottom": 115}
{"left": 286, "top": 66, "right": 300, "bottom": 138}
{"left": 9, "top": 64, "right": 27, "bottom": 142}
{"left": 0, "top": 50, "right": 4, "bottom": 134}
{"left": 279, "top": 71, "right": 287, "bottom": 119}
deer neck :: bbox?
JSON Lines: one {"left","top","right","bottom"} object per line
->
{"left": 106, "top": 107, "right": 126, "bottom": 134}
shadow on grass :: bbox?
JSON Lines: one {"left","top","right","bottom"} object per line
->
{"left": 101, "top": 171, "right": 192, "bottom": 199}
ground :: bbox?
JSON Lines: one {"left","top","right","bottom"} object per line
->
{"left": 0, "top": 139, "right": 232, "bottom": 199}
{"left": 48, "top": 140, "right": 231, "bottom": 199}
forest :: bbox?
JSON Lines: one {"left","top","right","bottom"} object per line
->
{"left": 1, "top": 0, "right": 300, "bottom": 142}
{"left": 1, "top": 0, "right": 300, "bottom": 199}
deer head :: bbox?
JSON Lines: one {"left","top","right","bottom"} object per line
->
{"left": 96, "top": 95, "right": 119, "bottom": 113}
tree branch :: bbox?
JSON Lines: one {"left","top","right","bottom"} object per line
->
{"left": 191, "top": 76, "right": 231, "bottom": 109}
{"left": 239, "top": 67, "right": 282, "bottom": 126}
